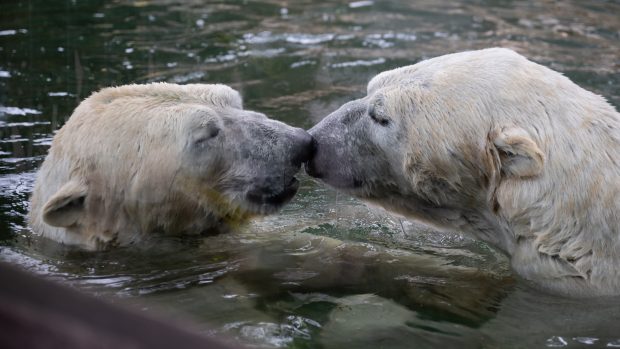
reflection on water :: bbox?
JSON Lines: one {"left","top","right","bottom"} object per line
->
{"left": 0, "top": 0, "right": 619, "bottom": 348}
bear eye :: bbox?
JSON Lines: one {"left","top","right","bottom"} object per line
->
{"left": 208, "top": 127, "right": 220, "bottom": 138}
{"left": 193, "top": 126, "right": 220, "bottom": 145}
{"left": 368, "top": 102, "right": 390, "bottom": 126}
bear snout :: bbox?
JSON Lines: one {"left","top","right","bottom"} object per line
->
{"left": 304, "top": 123, "right": 332, "bottom": 179}
{"left": 303, "top": 138, "right": 329, "bottom": 180}
{"left": 303, "top": 132, "right": 320, "bottom": 178}
{"left": 305, "top": 115, "right": 342, "bottom": 180}
{"left": 304, "top": 160, "right": 321, "bottom": 179}
{"left": 289, "top": 128, "right": 316, "bottom": 167}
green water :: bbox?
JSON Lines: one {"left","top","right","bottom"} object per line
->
{"left": 1, "top": 1, "right": 619, "bottom": 348}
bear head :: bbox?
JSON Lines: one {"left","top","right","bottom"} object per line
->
{"left": 307, "top": 48, "right": 620, "bottom": 296}
{"left": 307, "top": 48, "right": 545, "bottom": 236}
{"left": 29, "top": 83, "right": 313, "bottom": 249}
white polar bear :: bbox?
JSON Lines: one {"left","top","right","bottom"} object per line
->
{"left": 306, "top": 48, "right": 620, "bottom": 297}
{"left": 29, "top": 83, "right": 313, "bottom": 250}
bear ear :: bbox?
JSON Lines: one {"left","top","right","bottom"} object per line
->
{"left": 42, "top": 180, "right": 88, "bottom": 228}
{"left": 491, "top": 127, "right": 544, "bottom": 178}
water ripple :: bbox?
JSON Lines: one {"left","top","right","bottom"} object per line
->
{"left": 349, "top": 1, "right": 374, "bottom": 9}
{"left": 0, "top": 106, "right": 42, "bottom": 116}
{"left": 0, "top": 29, "right": 27, "bottom": 36}
{"left": 331, "top": 57, "right": 386, "bottom": 68}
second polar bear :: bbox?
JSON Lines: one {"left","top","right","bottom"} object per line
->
{"left": 29, "top": 83, "right": 313, "bottom": 250}
{"left": 306, "top": 48, "right": 620, "bottom": 297}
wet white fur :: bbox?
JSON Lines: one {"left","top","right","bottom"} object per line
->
{"left": 315, "top": 48, "right": 620, "bottom": 296}
{"left": 29, "top": 83, "right": 303, "bottom": 250}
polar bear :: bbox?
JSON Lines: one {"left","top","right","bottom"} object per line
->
{"left": 306, "top": 48, "right": 620, "bottom": 297}
{"left": 29, "top": 83, "right": 313, "bottom": 250}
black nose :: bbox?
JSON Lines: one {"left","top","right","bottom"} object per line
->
{"left": 290, "top": 129, "right": 316, "bottom": 166}
{"left": 303, "top": 137, "right": 322, "bottom": 178}
{"left": 304, "top": 158, "right": 321, "bottom": 178}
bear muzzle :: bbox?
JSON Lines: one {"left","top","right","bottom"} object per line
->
{"left": 244, "top": 127, "right": 314, "bottom": 210}
{"left": 304, "top": 132, "right": 360, "bottom": 190}
{"left": 289, "top": 128, "right": 316, "bottom": 167}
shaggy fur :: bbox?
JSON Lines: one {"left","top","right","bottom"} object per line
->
{"left": 307, "top": 48, "right": 620, "bottom": 297}
{"left": 30, "top": 83, "right": 312, "bottom": 250}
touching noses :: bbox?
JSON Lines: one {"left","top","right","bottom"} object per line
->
{"left": 290, "top": 128, "right": 316, "bottom": 167}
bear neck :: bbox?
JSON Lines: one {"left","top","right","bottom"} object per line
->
{"left": 494, "top": 176, "right": 620, "bottom": 296}
{"left": 377, "top": 194, "right": 517, "bottom": 255}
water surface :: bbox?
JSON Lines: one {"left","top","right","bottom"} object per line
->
{"left": 1, "top": 1, "right": 619, "bottom": 348}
